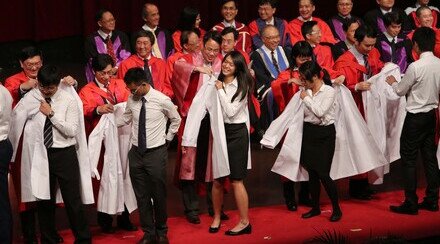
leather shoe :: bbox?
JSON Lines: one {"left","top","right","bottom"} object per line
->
{"left": 225, "top": 224, "right": 252, "bottom": 236}
{"left": 158, "top": 235, "right": 169, "bottom": 244}
{"left": 117, "top": 222, "right": 138, "bottom": 231}
{"left": 101, "top": 226, "right": 116, "bottom": 234}
{"left": 186, "top": 215, "right": 201, "bottom": 224}
{"left": 418, "top": 201, "right": 439, "bottom": 212}
{"left": 286, "top": 202, "right": 297, "bottom": 211}
{"left": 390, "top": 202, "right": 418, "bottom": 215}
{"left": 301, "top": 209, "right": 321, "bottom": 219}
{"left": 209, "top": 222, "right": 221, "bottom": 233}
{"left": 330, "top": 210, "right": 342, "bottom": 222}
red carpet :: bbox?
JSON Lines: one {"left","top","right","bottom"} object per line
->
{"left": 23, "top": 189, "right": 440, "bottom": 243}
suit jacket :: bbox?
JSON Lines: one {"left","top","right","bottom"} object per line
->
{"left": 375, "top": 32, "right": 412, "bottom": 72}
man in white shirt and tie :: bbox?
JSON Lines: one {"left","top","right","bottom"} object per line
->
{"left": 386, "top": 27, "right": 440, "bottom": 215}
{"left": 117, "top": 67, "right": 181, "bottom": 244}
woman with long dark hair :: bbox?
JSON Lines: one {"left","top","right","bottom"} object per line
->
{"left": 298, "top": 61, "right": 342, "bottom": 222}
{"left": 172, "top": 6, "right": 206, "bottom": 53}
{"left": 210, "top": 51, "right": 253, "bottom": 235}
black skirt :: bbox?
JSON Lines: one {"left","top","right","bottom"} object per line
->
{"left": 300, "top": 122, "right": 336, "bottom": 174}
{"left": 224, "top": 123, "right": 249, "bottom": 180}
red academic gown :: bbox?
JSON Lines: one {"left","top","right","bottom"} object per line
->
{"left": 333, "top": 48, "right": 384, "bottom": 117}
{"left": 117, "top": 54, "right": 173, "bottom": 99}
{"left": 407, "top": 28, "right": 440, "bottom": 60}
{"left": 79, "top": 78, "right": 130, "bottom": 200}
{"left": 165, "top": 51, "right": 186, "bottom": 95}
{"left": 4, "top": 72, "right": 36, "bottom": 211}
{"left": 171, "top": 52, "right": 223, "bottom": 192}
{"left": 314, "top": 44, "right": 335, "bottom": 69}
{"left": 212, "top": 21, "right": 253, "bottom": 54}
{"left": 288, "top": 17, "right": 337, "bottom": 45}
{"left": 172, "top": 28, "right": 206, "bottom": 53}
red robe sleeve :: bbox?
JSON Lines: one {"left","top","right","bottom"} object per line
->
{"left": 288, "top": 18, "right": 337, "bottom": 45}
{"left": 315, "top": 17, "right": 337, "bottom": 44}
{"left": 315, "top": 44, "right": 335, "bottom": 69}
{"left": 271, "top": 70, "right": 300, "bottom": 113}
{"left": 150, "top": 57, "right": 173, "bottom": 99}
{"left": 4, "top": 72, "right": 27, "bottom": 107}
{"left": 117, "top": 55, "right": 139, "bottom": 80}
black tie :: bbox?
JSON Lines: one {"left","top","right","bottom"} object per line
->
{"left": 43, "top": 98, "right": 53, "bottom": 148}
{"left": 138, "top": 97, "right": 147, "bottom": 154}
{"left": 363, "top": 55, "right": 372, "bottom": 79}
{"left": 143, "top": 59, "right": 154, "bottom": 88}
{"left": 390, "top": 38, "right": 397, "bottom": 63}
{"left": 271, "top": 50, "right": 280, "bottom": 74}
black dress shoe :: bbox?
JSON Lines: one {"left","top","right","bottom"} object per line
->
{"left": 117, "top": 222, "right": 138, "bottom": 231}
{"left": 298, "top": 198, "right": 313, "bottom": 207}
{"left": 330, "top": 210, "right": 342, "bottom": 222}
{"left": 158, "top": 235, "right": 169, "bottom": 244}
{"left": 101, "top": 226, "right": 116, "bottom": 234}
{"left": 390, "top": 202, "right": 418, "bottom": 215}
{"left": 286, "top": 202, "right": 298, "bottom": 211}
{"left": 209, "top": 222, "right": 221, "bottom": 233}
{"left": 350, "top": 192, "right": 372, "bottom": 201}
{"left": 301, "top": 209, "right": 321, "bottom": 219}
{"left": 418, "top": 201, "right": 439, "bottom": 212}
{"left": 186, "top": 215, "right": 201, "bottom": 224}
{"left": 225, "top": 224, "right": 252, "bottom": 236}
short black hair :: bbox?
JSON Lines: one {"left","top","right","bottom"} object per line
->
{"left": 221, "top": 27, "right": 239, "bottom": 40}
{"left": 343, "top": 18, "right": 360, "bottom": 32}
{"left": 203, "top": 30, "right": 222, "bottom": 46}
{"left": 416, "top": 6, "right": 431, "bottom": 18}
{"left": 38, "top": 65, "right": 61, "bottom": 87}
{"left": 132, "top": 30, "right": 155, "bottom": 47}
{"left": 291, "top": 41, "right": 314, "bottom": 60}
{"left": 258, "top": 0, "right": 278, "bottom": 8}
{"left": 19, "top": 46, "right": 42, "bottom": 63}
{"left": 221, "top": 0, "right": 238, "bottom": 8}
{"left": 123, "top": 67, "right": 149, "bottom": 86}
{"left": 301, "top": 20, "right": 318, "bottom": 40}
{"left": 95, "top": 9, "right": 111, "bottom": 22}
{"left": 180, "top": 28, "right": 201, "bottom": 48}
{"left": 354, "top": 25, "right": 377, "bottom": 43}
{"left": 413, "top": 27, "right": 436, "bottom": 52}
{"left": 92, "top": 54, "right": 115, "bottom": 72}
{"left": 383, "top": 11, "right": 403, "bottom": 27}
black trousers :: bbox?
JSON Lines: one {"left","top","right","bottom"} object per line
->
{"left": 0, "top": 139, "right": 13, "bottom": 244}
{"left": 37, "top": 146, "right": 91, "bottom": 244}
{"left": 129, "top": 145, "right": 168, "bottom": 239}
{"left": 400, "top": 110, "right": 440, "bottom": 205}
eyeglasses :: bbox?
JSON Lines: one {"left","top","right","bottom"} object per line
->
{"left": 338, "top": 3, "right": 353, "bottom": 6}
{"left": 23, "top": 61, "right": 42, "bottom": 69}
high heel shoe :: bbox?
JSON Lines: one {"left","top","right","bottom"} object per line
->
{"left": 301, "top": 208, "right": 321, "bottom": 219}
{"left": 225, "top": 223, "right": 252, "bottom": 236}
{"left": 209, "top": 222, "right": 221, "bottom": 233}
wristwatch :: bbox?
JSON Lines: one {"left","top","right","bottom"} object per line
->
{"left": 48, "top": 110, "right": 55, "bottom": 118}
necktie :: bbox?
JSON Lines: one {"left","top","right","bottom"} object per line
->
{"left": 43, "top": 98, "right": 53, "bottom": 148}
{"left": 271, "top": 50, "right": 280, "bottom": 74}
{"left": 105, "top": 36, "right": 117, "bottom": 64}
{"left": 143, "top": 59, "right": 154, "bottom": 88}
{"left": 390, "top": 38, "right": 397, "bottom": 63}
{"left": 363, "top": 55, "right": 372, "bottom": 79}
{"left": 151, "top": 31, "right": 163, "bottom": 59}
{"left": 104, "top": 83, "right": 116, "bottom": 105}
{"left": 137, "top": 97, "right": 147, "bottom": 154}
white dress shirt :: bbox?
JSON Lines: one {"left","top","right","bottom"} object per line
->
{"left": 0, "top": 85, "right": 12, "bottom": 141}
{"left": 47, "top": 89, "right": 80, "bottom": 148}
{"left": 303, "top": 83, "right": 336, "bottom": 125}
{"left": 97, "top": 29, "right": 112, "bottom": 40}
{"left": 222, "top": 20, "right": 236, "bottom": 28}
{"left": 261, "top": 45, "right": 278, "bottom": 63}
{"left": 117, "top": 88, "right": 181, "bottom": 148}
{"left": 349, "top": 46, "right": 369, "bottom": 81}
{"left": 217, "top": 78, "right": 248, "bottom": 124}
{"left": 392, "top": 52, "right": 440, "bottom": 113}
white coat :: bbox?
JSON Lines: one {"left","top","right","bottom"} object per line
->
{"left": 182, "top": 76, "right": 251, "bottom": 179}
{"left": 362, "top": 63, "right": 406, "bottom": 184}
{"left": 261, "top": 85, "right": 389, "bottom": 182}
{"left": 9, "top": 84, "right": 94, "bottom": 204}
{"left": 88, "top": 102, "right": 137, "bottom": 214}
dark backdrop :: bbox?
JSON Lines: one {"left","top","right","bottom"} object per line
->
{"left": 0, "top": 0, "right": 439, "bottom": 81}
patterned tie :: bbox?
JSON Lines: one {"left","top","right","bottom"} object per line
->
{"left": 363, "top": 55, "right": 372, "bottom": 79}
{"left": 105, "top": 36, "right": 117, "bottom": 65}
{"left": 271, "top": 50, "right": 280, "bottom": 75}
{"left": 151, "top": 31, "right": 163, "bottom": 59}
{"left": 143, "top": 59, "right": 154, "bottom": 88}
{"left": 137, "top": 97, "right": 147, "bottom": 154}
{"left": 104, "top": 83, "right": 116, "bottom": 105}
{"left": 43, "top": 98, "right": 53, "bottom": 148}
